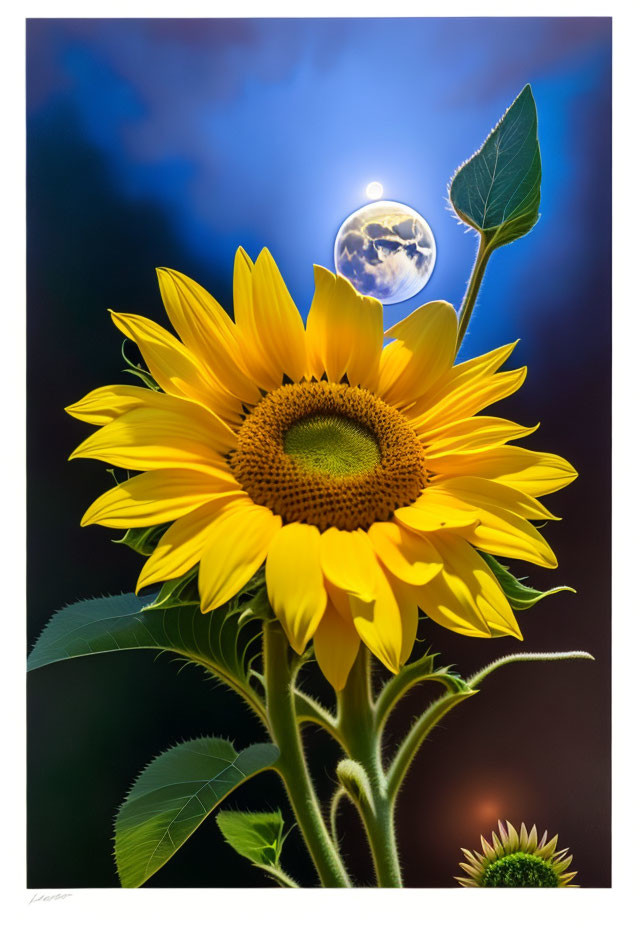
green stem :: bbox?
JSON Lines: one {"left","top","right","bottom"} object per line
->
{"left": 293, "top": 689, "right": 345, "bottom": 747}
{"left": 336, "top": 649, "right": 403, "bottom": 888}
{"left": 386, "top": 650, "right": 594, "bottom": 802}
{"left": 387, "top": 689, "right": 476, "bottom": 802}
{"left": 329, "top": 787, "right": 347, "bottom": 849}
{"left": 466, "top": 649, "right": 594, "bottom": 689}
{"left": 456, "top": 233, "right": 493, "bottom": 353}
{"left": 262, "top": 621, "right": 351, "bottom": 888}
{"left": 265, "top": 866, "right": 300, "bottom": 889}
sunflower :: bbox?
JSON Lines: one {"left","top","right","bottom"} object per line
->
{"left": 66, "top": 248, "right": 576, "bottom": 690}
{"left": 456, "top": 820, "right": 579, "bottom": 887}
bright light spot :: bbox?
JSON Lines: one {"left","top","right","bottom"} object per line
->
{"left": 366, "top": 181, "right": 383, "bottom": 200}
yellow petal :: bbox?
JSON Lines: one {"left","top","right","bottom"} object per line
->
{"left": 429, "top": 489, "right": 558, "bottom": 568}
{"left": 230, "top": 247, "right": 275, "bottom": 387}
{"left": 81, "top": 467, "right": 242, "bottom": 528}
{"left": 266, "top": 523, "right": 327, "bottom": 654}
{"left": 394, "top": 490, "right": 480, "bottom": 533}
{"left": 313, "top": 600, "right": 361, "bottom": 691}
{"left": 234, "top": 248, "right": 306, "bottom": 388}
{"left": 325, "top": 577, "right": 353, "bottom": 621}
{"left": 305, "top": 265, "right": 383, "bottom": 389}
{"left": 431, "top": 476, "right": 560, "bottom": 521}
{"left": 156, "top": 267, "right": 260, "bottom": 405}
{"left": 65, "top": 384, "right": 161, "bottom": 426}
{"left": 426, "top": 446, "right": 578, "bottom": 497}
{"left": 198, "top": 502, "right": 282, "bottom": 612}
{"left": 412, "top": 366, "right": 527, "bottom": 432}
{"left": 320, "top": 528, "right": 378, "bottom": 602}
{"left": 349, "top": 561, "right": 404, "bottom": 673}
{"left": 383, "top": 570, "right": 419, "bottom": 665}
{"left": 406, "top": 341, "right": 519, "bottom": 419}
{"left": 69, "top": 401, "right": 236, "bottom": 471}
{"left": 417, "top": 533, "right": 522, "bottom": 639}
{"left": 110, "top": 310, "right": 240, "bottom": 422}
{"left": 420, "top": 416, "right": 539, "bottom": 454}
{"left": 232, "top": 246, "right": 254, "bottom": 321}
{"left": 378, "top": 301, "right": 458, "bottom": 407}
{"left": 136, "top": 496, "right": 242, "bottom": 591}
{"left": 367, "top": 520, "right": 443, "bottom": 585}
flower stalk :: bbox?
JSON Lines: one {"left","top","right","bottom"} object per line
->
{"left": 262, "top": 620, "right": 351, "bottom": 888}
{"left": 336, "top": 649, "right": 403, "bottom": 888}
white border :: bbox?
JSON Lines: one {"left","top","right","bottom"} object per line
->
{"left": 6, "top": 2, "right": 638, "bottom": 925}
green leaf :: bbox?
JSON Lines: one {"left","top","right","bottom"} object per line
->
{"left": 217, "top": 809, "right": 285, "bottom": 869}
{"left": 481, "top": 553, "right": 576, "bottom": 610}
{"left": 216, "top": 809, "right": 297, "bottom": 887}
{"left": 27, "top": 590, "right": 266, "bottom": 717}
{"left": 115, "top": 737, "right": 279, "bottom": 887}
{"left": 450, "top": 84, "right": 541, "bottom": 249}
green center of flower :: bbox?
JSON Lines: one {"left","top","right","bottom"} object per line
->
{"left": 283, "top": 414, "right": 381, "bottom": 477}
{"left": 481, "top": 852, "right": 559, "bottom": 888}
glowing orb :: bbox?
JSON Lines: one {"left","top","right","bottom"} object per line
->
{"left": 365, "top": 181, "right": 384, "bottom": 200}
{"left": 334, "top": 200, "right": 436, "bottom": 305}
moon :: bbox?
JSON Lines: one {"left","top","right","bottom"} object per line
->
{"left": 334, "top": 200, "right": 436, "bottom": 305}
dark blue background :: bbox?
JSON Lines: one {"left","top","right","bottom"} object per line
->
{"left": 27, "top": 18, "right": 611, "bottom": 888}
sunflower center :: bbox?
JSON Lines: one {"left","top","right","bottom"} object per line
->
{"left": 283, "top": 414, "right": 381, "bottom": 477}
{"left": 231, "top": 381, "right": 427, "bottom": 531}
{"left": 481, "top": 852, "right": 559, "bottom": 888}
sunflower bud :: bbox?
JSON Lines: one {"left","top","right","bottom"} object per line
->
{"left": 336, "top": 759, "right": 374, "bottom": 812}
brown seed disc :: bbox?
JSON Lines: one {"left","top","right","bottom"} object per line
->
{"left": 230, "top": 381, "right": 428, "bottom": 531}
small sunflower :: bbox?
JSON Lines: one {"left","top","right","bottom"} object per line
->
{"left": 66, "top": 248, "right": 576, "bottom": 689}
{"left": 456, "top": 820, "right": 579, "bottom": 887}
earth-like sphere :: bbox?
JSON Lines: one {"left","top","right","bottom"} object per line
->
{"left": 334, "top": 200, "right": 436, "bottom": 304}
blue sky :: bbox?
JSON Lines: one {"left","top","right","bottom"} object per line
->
{"left": 27, "top": 17, "right": 611, "bottom": 371}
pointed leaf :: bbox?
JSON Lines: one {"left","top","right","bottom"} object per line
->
{"left": 27, "top": 591, "right": 266, "bottom": 715}
{"left": 481, "top": 552, "right": 575, "bottom": 610}
{"left": 115, "top": 737, "right": 279, "bottom": 887}
{"left": 450, "top": 85, "right": 541, "bottom": 249}
{"left": 216, "top": 810, "right": 286, "bottom": 870}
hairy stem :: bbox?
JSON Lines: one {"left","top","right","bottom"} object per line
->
{"left": 387, "top": 689, "right": 476, "bottom": 802}
{"left": 466, "top": 649, "right": 595, "bottom": 689}
{"left": 262, "top": 621, "right": 351, "bottom": 888}
{"left": 456, "top": 233, "right": 493, "bottom": 353}
{"left": 293, "top": 689, "right": 344, "bottom": 747}
{"left": 386, "top": 650, "right": 594, "bottom": 801}
{"left": 329, "top": 787, "right": 347, "bottom": 849}
{"left": 336, "top": 650, "right": 403, "bottom": 887}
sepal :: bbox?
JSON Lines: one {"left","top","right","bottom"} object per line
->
{"left": 113, "top": 522, "right": 169, "bottom": 556}
{"left": 481, "top": 552, "right": 576, "bottom": 610}
{"left": 121, "top": 338, "right": 159, "bottom": 390}
{"left": 142, "top": 566, "right": 199, "bottom": 610}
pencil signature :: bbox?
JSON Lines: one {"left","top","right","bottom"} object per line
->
{"left": 29, "top": 892, "right": 72, "bottom": 904}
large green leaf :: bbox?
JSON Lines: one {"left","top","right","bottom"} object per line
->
{"left": 450, "top": 85, "right": 541, "bottom": 249}
{"left": 27, "top": 590, "right": 266, "bottom": 716}
{"left": 481, "top": 553, "right": 576, "bottom": 610}
{"left": 115, "top": 737, "right": 279, "bottom": 887}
